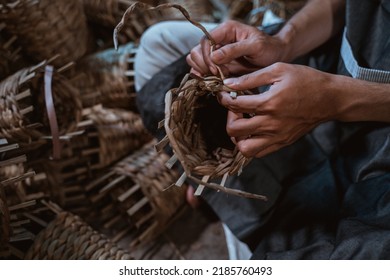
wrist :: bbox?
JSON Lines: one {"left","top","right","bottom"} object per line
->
{"left": 274, "top": 22, "right": 297, "bottom": 62}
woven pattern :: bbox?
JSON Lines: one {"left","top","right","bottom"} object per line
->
{"left": 0, "top": 62, "right": 82, "bottom": 144}
{"left": 164, "top": 76, "right": 249, "bottom": 179}
{"left": 87, "top": 141, "right": 184, "bottom": 246}
{"left": 0, "top": 0, "right": 90, "bottom": 67}
{"left": 161, "top": 0, "right": 215, "bottom": 22}
{"left": 71, "top": 43, "right": 138, "bottom": 110}
{"left": 41, "top": 107, "right": 152, "bottom": 212}
{"left": 25, "top": 211, "right": 133, "bottom": 260}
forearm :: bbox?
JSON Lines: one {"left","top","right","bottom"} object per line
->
{"left": 330, "top": 75, "right": 390, "bottom": 123}
{"left": 276, "top": 0, "right": 346, "bottom": 62}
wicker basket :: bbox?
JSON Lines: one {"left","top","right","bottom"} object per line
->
{"left": 71, "top": 43, "right": 138, "bottom": 111}
{"left": 163, "top": 76, "right": 244, "bottom": 173}
{"left": 86, "top": 140, "right": 185, "bottom": 247}
{"left": 0, "top": 62, "right": 82, "bottom": 149}
{"left": 0, "top": 138, "right": 36, "bottom": 259}
{"left": 160, "top": 0, "right": 216, "bottom": 22}
{"left": 25, "top": 210, "right": 133, "bottom": 260}
{"left": 40, "top": 107, "right": 152, "bottom": 212}
{"left": 0, "top": 0, "right": 90, "bottom": 67}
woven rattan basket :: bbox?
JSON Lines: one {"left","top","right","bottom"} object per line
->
{"left": 115, "top": 3, "right": 267, "bottom": 200}
{"left": 25, "top": 210, "right": 133, "bottom": 260}
{"left": 71, "top": 43, "right": 138, "bottom": 110}
{"left": 0, "top": 0, "right": 90, "bottom": 67}
{"left": 0, "top": 138, "right": 36, "bottom": 259}
{"left": 39, "top": 106, "right": 152, "bottom": 212}
{"left": 86, "top": 140, "right": 185, "bottom": 247}
{"left": 0, "top": 61, "right": 82, "bottom": 151}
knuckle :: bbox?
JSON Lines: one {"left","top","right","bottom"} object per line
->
{"left": 237, "top": 142, "right": 255, "bottom": 158}
{"left": 271, "top": 62, "right": 286, "bottom": 72}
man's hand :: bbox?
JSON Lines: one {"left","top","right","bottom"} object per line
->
{"left": 186, "top": 20, "right": 288, "bottom": 77}
{"left": 219, "top": 63, "right": 337, "bottom": 158}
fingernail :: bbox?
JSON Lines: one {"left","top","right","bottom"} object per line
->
{"left": 223, "top": 78, "right": 235, "bottom": 86}
{"left": 211, "top": 50, "right": 222, "bottom": 62}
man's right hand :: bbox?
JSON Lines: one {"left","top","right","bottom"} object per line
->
{"left": 186, "top": 20, "right": 289, "bottom": 77}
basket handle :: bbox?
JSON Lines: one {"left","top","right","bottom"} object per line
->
{"left": 44, "top": 65, "right": 61, "bottom": 160}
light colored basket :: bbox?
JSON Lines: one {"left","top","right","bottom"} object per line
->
{"left": 71, "top": 43, "right": 138, "bottom": 111}
{"left": 0, "top": 0, "right": 90, "bottom": 67}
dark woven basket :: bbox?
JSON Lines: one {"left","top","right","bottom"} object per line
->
{"left": 40, "top": 107, "right": 152, "bottom": 212}
{"left": 0, "top": 62, "right": 82, "bottom": 148}
{"left": 86, "top": 141, "right": 185, "bottom": 247}
{"left": 25, "top": 211, "right": 133, "bottom": 260}
{"left": 160, "top": 0, "right": 216, "bottom": 22}
{"left": 0, "top": 0, "right": 90, "bottom": 67}
{"left": 71, "top": 43, "right": 138, "bottom": 110}
{"left": 0, "top": 139, "right": 36, "bottom": 259}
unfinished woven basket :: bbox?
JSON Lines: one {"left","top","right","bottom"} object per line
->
{"left": 25, "top": 210, "right": 132, "bottom": 260}
{"left": 86, "top": 140, "right": 185, "bottom": 247}
{"left": 0, "top": 0, "right": 90, "bottom": 67}
{"left": 71, "top": 43, "right": 138, "bottom": 110}
{"left": 0, "top": 62, "right": 82, "bottom": 148}
{"left": 115, "top": 2, "right": 267, "bottom": 200}
{"left": 40, "top": 107, "right": 152, "bottom": 212}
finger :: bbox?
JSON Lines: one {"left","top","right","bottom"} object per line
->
{"left": 223, "top": 66, "right": 280, "bottom": 90}
{"left": 219, "top": 92, "right": 270, "bottom": 114}
{"left": 211, "top": 40, "right": 256, "bottom": 65}
{"left": 190, "top": 67, "right": 202, "bottom": 76}
{"left": 200, "top": 37, "right": 218, "bottom": 75}
{"left": 186, "top": 49, "right": 210, "bottom": 75}
{"left": 227, "top": 114, "right": 273, "bottom": 137}
{"left": 236, "top": 136, "right": 275, "bottom": 158}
